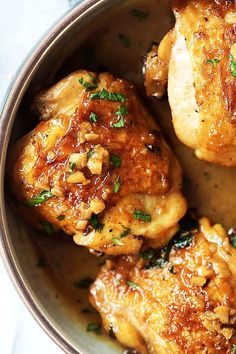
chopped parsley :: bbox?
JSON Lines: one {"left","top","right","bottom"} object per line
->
{"left": 114, "top": 176, "right": 121, "bottom": 193}
{"left": 133, "top": 209, "right": 151, "bottom": 222}
{"left": 143, "top": 215, "right": 199, "bottom": 270}
{"left": 113, "top": 105, "right": 128, "bottom": 128}
{"left": 110, "top": 154, "right": 122, "bottom": 167}
{"left": 73, "top": 277, "right": 94, "bottom": 288}
{"left": 127, "top": 281, "right": 139, "bottom": 289}
{"left": 132, "top": 8, "right": 149, "bottom": 21}
{"left": 88, "top": 214, "right": 103, "bottom": 231}
{"left": 78, "top": 76, "right": 98, "bottom": 91}
{"left": 120, "top": 226, "right": 130, "bottom": 238}
{"left": 145, "top": 144, "right": 161, "bottom": 155}
{"left": 87, "top": 148, "right": 95, "bottom": 158}
{"left": 89, "top": 112, "right": 98, "bottom": 123}
{"left": 116, "top": 105, "right": 128, "bottom": 117}
{"left": 87, "top": 322, "right": 101, "bottom": 334}
{"left": 57, "top": 215, "right": 65, "bottom": 221}
{"left": 206, "top": 59, "right": 220, "bottom": 66}
{"left": 113, "top": 117, "right": 125, "bottom": 128}
{"left": 232, "top": 344, "right": 236, "bottom": 353}
{"left": 69, "top": 161, "right": 76, "bottom": 174}
{"left": 41, "top": 221, "right": 55, "bottom": 236}
{"left": 230, "top": 55, "right": 236, "bottom": 77}
{"left": 112, "top": 237, "right": 124, "bottom": 246}
{"left": 27, "top": 190, "right": 53, "bottom": 207}
{"left": 139, "top": 249, "right": 156, "bottom": 260}
{"left": 118, "top": 34, "right": 131, "bottom": 47}
{"left": 89, "top": 88, "right": 126, "bottom": 102}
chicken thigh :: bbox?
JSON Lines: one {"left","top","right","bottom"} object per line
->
{"left": 90, "top": 217, "right": 236, "bottom": 353}
{"left": 145, "top": 0, "right": 236, "bottom": 166}
{"left": 9, "top": 71, "right": 186, "bottom": 255}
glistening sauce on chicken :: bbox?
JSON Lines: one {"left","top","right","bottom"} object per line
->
{"left": 8, "top": 0, "right": 236, "bottom": 353}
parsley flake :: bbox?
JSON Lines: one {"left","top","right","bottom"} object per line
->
{"left": 133, "top": 209, "right": 151, "bottom": 222}
{"left": 110, "top": 154, "right": 122, "bottom": 167}
{"left": 113, "top": 117, "right": 125, "bottom": 128}
{"left": 120, "top": 226, "right": 130, "bottom": 238}
{"left": 127, "top": 281, "right": 139, "bottom": 289}
{"left": 114, "top": 176, "right": 121, "bottom": 193}
{"left": 69, "top": 161, "right": 76, "bottom": 174}
{"left": 27, "top": 190, "right": 53, "bottom": 207}
{"left": 89, "top": 89, "right": 126, "bottom": 102}
{"left": 132, "top": 9, "right": 149, "bottom": 21}
{"left": 87, "top": 322, "right": 101, "bottom": 334}
{"left": 89, "top": 112, "right": 98, "bottom": 123}
{"left": 41, "top": 221, "right": 55, "bottom": 236}
{"left": 112, "top": 237, "right": 124, "bottom": 246}
{"left": 78, "top": 76, "right": 98, "bottom": 91}
{"left": 232, "top": 344, "right": 236, "bottom": 353}
{"left": 87, "top": 148, "right": 95, "bottom": 158}
{"left": 230, "top": 55, "right": 236, "bottom": 77}
{"left": 206, "top": 59, "right": 220, "bottom": 67}
{"left": 118, "top": 34, "right": 131, "bottom": 47}
{"left": 88, "top": 214, "right": 103, "bottom": 231}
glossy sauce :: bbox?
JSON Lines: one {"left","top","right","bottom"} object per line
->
{"left": 31, "top": 0, "right": 236, "bottom": 347}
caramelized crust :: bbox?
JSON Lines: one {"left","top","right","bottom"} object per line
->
{"left": 8, "top": 71, "right": 186, "bottom": 255}
{"left": 90, "top": 218, "right": 236, "bottom": 353}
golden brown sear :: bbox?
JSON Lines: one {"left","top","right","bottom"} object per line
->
{"left": 9, "top": 71, "right": 186, "bottom": 255}
{"left": 144, "top": 0, "right": 236, "bottom": 166}
{"left": 90, "top": 218, "right": 236, "bottom": 354}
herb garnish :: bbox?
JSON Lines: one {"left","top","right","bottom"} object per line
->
{"left": 113, "top": 105, "right": 128, "bottom": 128}
{"left": 69, "top": 161, "right": 76, "bottom": 174}
{"left": 206, "top": 59, "right": 220, "bottom": 67}
{"left": 88, "top": 214, "right": 103, "bottom": 231}
{"left": 89, "top": 112, "right": 98, "bottom": 123}
{"left": 57, "top": 215, "right": 65, "bottom": 221}
{"left": 73, "top": 277, "right": 94, "bottom": 288}
{"left": 87, "top": 148, "right": 95, "bottom": 158}
{"left": 114, "top": 176, "right": 121, "bottom": 193}
{"left": 112, "top": 237, "right": 124, "bottom": 246}
{"left": 132, "top": 9, "right": 149, "bottom": 21}
{"left": 87, "top": 322, "right": 101, "bottom": 334}
{"left": 145, "top": 144, "right": 161, "bottom": 155}
{"left": 120, "top": 225, "right": 130, "bottom": 238}
{"left": 133, "top": 209, "right": 151, "bottom": 222}
{"left": 232, "top": 344, "right": 236, "bottom": 353}
{"left": 143, "top": 215, "right": 199, "bottom": 269}
{"left": 110, "top": 154, "right": 122, "bottom": 167}
{"left": 41, "top": 221, "right": 55, "bottom": 236}
{"left": 27, "top": 190, "right": 53, "bottom": 207}
{"left": 118, "top": 34, "right": 131, "bottom": 47}
{"left": 230, "top": 55, "right": 236, "bottom": 77}
{"left": 89, "top": 89, "right": 126, "bottom": 102}
{"left": 78, "top": 76, "right": 98, "bottom": 91}
{"left": 127, "top": 281, "right": 139, "bottom": 289}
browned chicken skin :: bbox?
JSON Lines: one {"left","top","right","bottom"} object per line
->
{"left": 144, "top": 0, "right": 236, "bottom": 166}
{"left": 9, "top": 70, "right": 186, "bottom": 255}
{"left": 90, "top": 217, "right": 236, "bottom": 354}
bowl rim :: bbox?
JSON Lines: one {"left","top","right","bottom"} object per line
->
{"left": 0, "top": 1, "right": 114, "bottom": 353}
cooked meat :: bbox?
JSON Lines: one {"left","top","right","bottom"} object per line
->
{"left": 90, "top": 217, "right": 236, "bottom": 354}
{"left": 8, "top": 70, "right": 186, "bottom": 255}
{"left": 144, "top": 0, "right": 236, "bottom": 167}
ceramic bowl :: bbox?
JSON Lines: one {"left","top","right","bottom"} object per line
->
{"left": 0, "top": 0, "right": 173, "bottom": 353}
